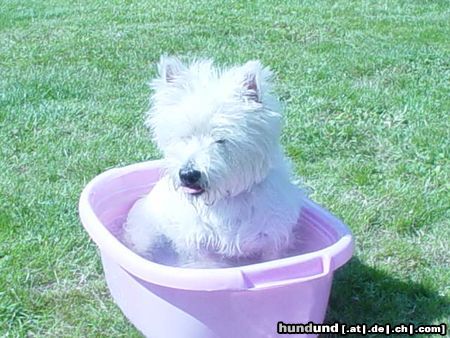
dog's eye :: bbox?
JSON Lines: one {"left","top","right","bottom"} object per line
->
{"left": 215, "top": 139, "right": 226, "bottom": 144}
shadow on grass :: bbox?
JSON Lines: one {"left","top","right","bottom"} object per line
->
{"left": 322, "top": 258, "right": 449, "bottom": 337}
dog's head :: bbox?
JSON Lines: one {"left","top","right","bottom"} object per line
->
{"left": 147, "top": 56, "right": 283, "bottom": 203}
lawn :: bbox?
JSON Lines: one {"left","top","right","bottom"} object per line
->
{"left": 0, "top": 0, "right": 449, "bottom": 337}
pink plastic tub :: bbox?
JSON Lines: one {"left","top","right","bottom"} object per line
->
{"left": 79, "top": 160, "right": 353, "bottom": 338}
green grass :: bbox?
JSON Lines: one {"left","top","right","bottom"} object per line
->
{"left": 1, "top": 0, "right": 449, "bottom": 337}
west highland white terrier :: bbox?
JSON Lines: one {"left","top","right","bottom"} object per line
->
{"left": 124, "top": 56, "right": 304, "bottom": 267}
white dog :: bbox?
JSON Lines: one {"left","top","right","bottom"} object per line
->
{"left": 124, "top": 56, "right": 304, "bottom": 267}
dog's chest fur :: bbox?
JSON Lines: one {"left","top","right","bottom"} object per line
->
{"left": 142, "top": 168, "right": 302, "bottom": 259}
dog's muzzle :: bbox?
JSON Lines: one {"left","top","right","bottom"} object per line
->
{"left": 179, "top": 166, "right": 204, "bottom": 195}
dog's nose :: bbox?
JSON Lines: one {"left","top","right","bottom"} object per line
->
{"left": 179, "top": 167, "right": 201, "bottom": 186}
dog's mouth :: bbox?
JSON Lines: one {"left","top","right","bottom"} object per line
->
{"left": 181, "top": 184, "right": 205, "bottom": 195}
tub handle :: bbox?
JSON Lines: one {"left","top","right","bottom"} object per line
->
{"left": 241, "top": 255, "right": 331, "bottom": 290}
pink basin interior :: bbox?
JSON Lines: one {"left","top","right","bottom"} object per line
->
{"left": 80, "top": 160, "right": 353, "bottom": 291}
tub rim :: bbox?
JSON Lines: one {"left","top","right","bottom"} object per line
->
{"left": 79, "top": 160, "right": 354, "bottom": 291}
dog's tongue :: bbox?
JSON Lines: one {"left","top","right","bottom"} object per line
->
{"left": 182, "top": 186, "right": 203, "bottom": 194}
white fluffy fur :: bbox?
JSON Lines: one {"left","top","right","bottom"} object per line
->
{"left": 123, "top": 56, "right": 304, "bottom": 266}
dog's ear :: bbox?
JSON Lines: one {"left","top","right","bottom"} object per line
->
{"left": 158, "top": 56, "right": 185, "bottom": 83}
{"left": 240, "top": 60, "right": 270, "bottom": 103}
